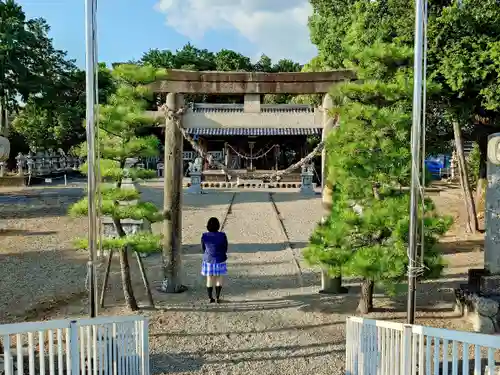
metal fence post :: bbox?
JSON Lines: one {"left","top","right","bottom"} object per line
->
{"left": 401, "top": 325, "right": 413, "bottom": 375}
{"left": 140, "top": 319, "right": 149, "bottom": 375}
{"left": 345, "top": 318, "right": 352, "bottom": 375}
{"left": 70, "top": 321, "right": 81, "bottom": 375}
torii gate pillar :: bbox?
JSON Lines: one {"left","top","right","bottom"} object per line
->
{"left": 160, "top": 92, "right": 187, "bottom": 293}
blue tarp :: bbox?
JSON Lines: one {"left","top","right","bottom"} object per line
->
{"left": 425, "top": 155, "right": 450, "bottom": 178}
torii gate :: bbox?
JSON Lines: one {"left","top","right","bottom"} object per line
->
{"left": 150, "top": 69, "right": 354, "bottom": 293}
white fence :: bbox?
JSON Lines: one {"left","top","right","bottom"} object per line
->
{"left": 0, "top": 316, "right": 149, "bottom": 375}
{"left": 346, "top": 316, "right": 500, "bottom": 375}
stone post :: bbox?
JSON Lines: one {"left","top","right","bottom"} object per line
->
{"left": 16, "top": 153, "right": 24, "bottom": 176}
{"left": 187, "top": 169, "right": 202, "bottom": 194}
{"left": 319, "top": 93, "right": 347, "bottom": 294}
{"left": 300, "top": 163, "right": 315, "bottom": 195}
{"left": 484, "top": 133, "right": 500, "bottom": 279}
{"left": 26, "top": 154, "right": 33, "bottom": 176}
{"left": 450, "top": 150, "right": 458, "bottom": 181}
{"left": 224, "top": 142, "right": 230, "bottom": 167}
{"left": 160, "top": 92, "right": 186, "bottom": 293}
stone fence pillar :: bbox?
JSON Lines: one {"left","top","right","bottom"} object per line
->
{"left": 300, "top": 163, "right": 315, "bottom": 195}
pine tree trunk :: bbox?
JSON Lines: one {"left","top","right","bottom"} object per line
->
{"left": 368, "top": 280, "right": 374, "bottom": 310}
{"left": 357, "top": 279, "right": 374, "bottom": 314}
{"left": 119, "top": 246, "right": 138, "bottom": 311}
{"left": 453, "top": 121, "right": 478, "bottom": 233}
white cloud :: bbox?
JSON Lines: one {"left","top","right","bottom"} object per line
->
{"left": 154, "top": 0, "right": 317, "bottom": 63}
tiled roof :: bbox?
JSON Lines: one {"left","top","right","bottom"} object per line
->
{"left": 185, "top": 128, "right": 322, "bottom": 136}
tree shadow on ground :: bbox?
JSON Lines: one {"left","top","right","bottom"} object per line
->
{"left": 150, "top": 341, "right": 345, "bottom": 373}
{"left": 151, "top": 321, "right": 344, "bottom": 338}
{"left": 437, "top": 239, "right": 484, "bottom": 254}
{"left": 150, "top": 352, "right": 204, "bottom": 374}
{"left": 182, "top": 242, "right": 309, "bottom": 255}
{"left": 0, "top": 188, "right": 84, "bottom": 219}
{"left": 151, "top": 268, "right": 467, "bottom": 318}
{"left": 0, "top": 229, "right": 58, "bottom": 236}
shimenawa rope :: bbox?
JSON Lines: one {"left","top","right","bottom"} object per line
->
{"left": 162, "top": 106, "right": 331, "bottom": 181}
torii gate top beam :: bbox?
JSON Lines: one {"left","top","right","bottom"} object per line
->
{"left": 148, "top": 69, "right": 355, "bottom": 94}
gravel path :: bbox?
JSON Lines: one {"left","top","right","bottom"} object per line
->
{"left": 148, "top": 191, "right": 347, "bottom": 375}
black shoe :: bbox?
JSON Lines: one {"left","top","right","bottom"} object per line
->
{"left": 207, "top": 287, "right": 214, "bottom": 302}
{"left": 215, "top": 286, "right": 222, "bottom": 303}
{"left": 210, "top": 298, "right": 216, "bottom": 303}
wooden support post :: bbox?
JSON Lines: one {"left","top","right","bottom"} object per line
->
{"left": 453, "top": 121, "right": 478, "bottom": 233}
{"left": 160, "top": 92, "right": 187, "bottom": 293}
{"left": 99, "top": 250, "right": 113, "bottom": 308}
{"left": 134, "top": 251, "right": 154, "bottom": 307}
{"left": 320, "top": 93, "right": 347, "bottom": 294}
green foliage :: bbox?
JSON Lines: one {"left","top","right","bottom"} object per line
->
{"left": 304, "top": 1, "right": 453, "bottom": 301}
{"left": 70, "top": 198, "right": 163, "bottom": 223}
{"left": 0, "top": 0, "right": 74, "bottom": 109}
{"left": 69, "top": 65, "right": 164, "bottom": 252}
{"left": 140, "top": 45, "right": 303, "bottom": 105}
{"left": 140, "top": 44, "right": 301, "bottom": 74}
{"left": 307, "top": 0, "right": 500, "bottom": 159}
{"left": 466, "top": 142, "right": 481, "bottom": 190}
{"left": 74, "top": 233, "right": 162, "bottom": 254}
{"left": 305, "top": 192, "right": 452, "bottom": 294}
{"left": 13, "top": 66, "right": 115, "bottom": 150}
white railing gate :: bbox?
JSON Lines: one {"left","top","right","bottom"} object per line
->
{"left": 0, "top": 316, "right": 149, "bottom": 375}
{"left": 346, "top": 316, "right": 500, "bottom": 375}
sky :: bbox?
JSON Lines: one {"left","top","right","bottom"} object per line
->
{"left": 18, "top": 0, "right": 318, "bottom": 68}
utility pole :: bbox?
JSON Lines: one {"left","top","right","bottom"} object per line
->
{"left": 407, "top": 0, "right": 426, "bottom": 325}
{"left": 84, "top": 0, "right": 98, "bottom": 318}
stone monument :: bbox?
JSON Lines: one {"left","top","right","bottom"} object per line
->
{"left": 187, "top": 157, "right": 203, "bottom": 194}
{"left": 482, "top": 133, "right": 500, "bottom": 290}
{"left": 300, "top": 163, "right": 315, "bottom": 195}
{"left": 0, "top": 135, "right": 10, "bottom": 177}
{"left": 455, "top": 132, "right": 500, "bottom": 333}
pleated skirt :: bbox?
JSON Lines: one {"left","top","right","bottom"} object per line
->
{"left": 201, "top": 261, "right": 227, "bottom": 276}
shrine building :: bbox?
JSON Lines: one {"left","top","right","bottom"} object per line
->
{"left": 146, "top": 70, "right": 354, "bottom": 182}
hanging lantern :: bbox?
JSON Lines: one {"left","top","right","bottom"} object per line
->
{"left": 0, "top": 136, "right": 10, "bottom": 162}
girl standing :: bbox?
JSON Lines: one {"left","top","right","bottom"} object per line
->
{"left": 201, "top": 217, "right": 228, "bottom": 303}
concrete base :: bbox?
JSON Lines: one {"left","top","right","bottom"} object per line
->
{"left": 319, "top": 271, "right": 348, "bottom": 294}
{"left": 186, "top": 183, "right": 202, "bottom": 194}
{"left": 456, "top": 271, "right": 500, "bottom": 333}
{"left": 300, "top": 185, "right": 315, "bottom": 195}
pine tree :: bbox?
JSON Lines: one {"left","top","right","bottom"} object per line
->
{"left": 304, "top": 6, "right": 452, "bottom": 314}
{"left": 69, "top": 64, "right": 166, "bottom": 311}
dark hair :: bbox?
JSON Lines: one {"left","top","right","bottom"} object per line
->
{"left": 206, "top": 217, "right": 220, "bottom": 232}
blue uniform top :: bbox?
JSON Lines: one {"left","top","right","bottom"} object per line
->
{"left": 201, "top": 231, "right": 228, "bottom": 263}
